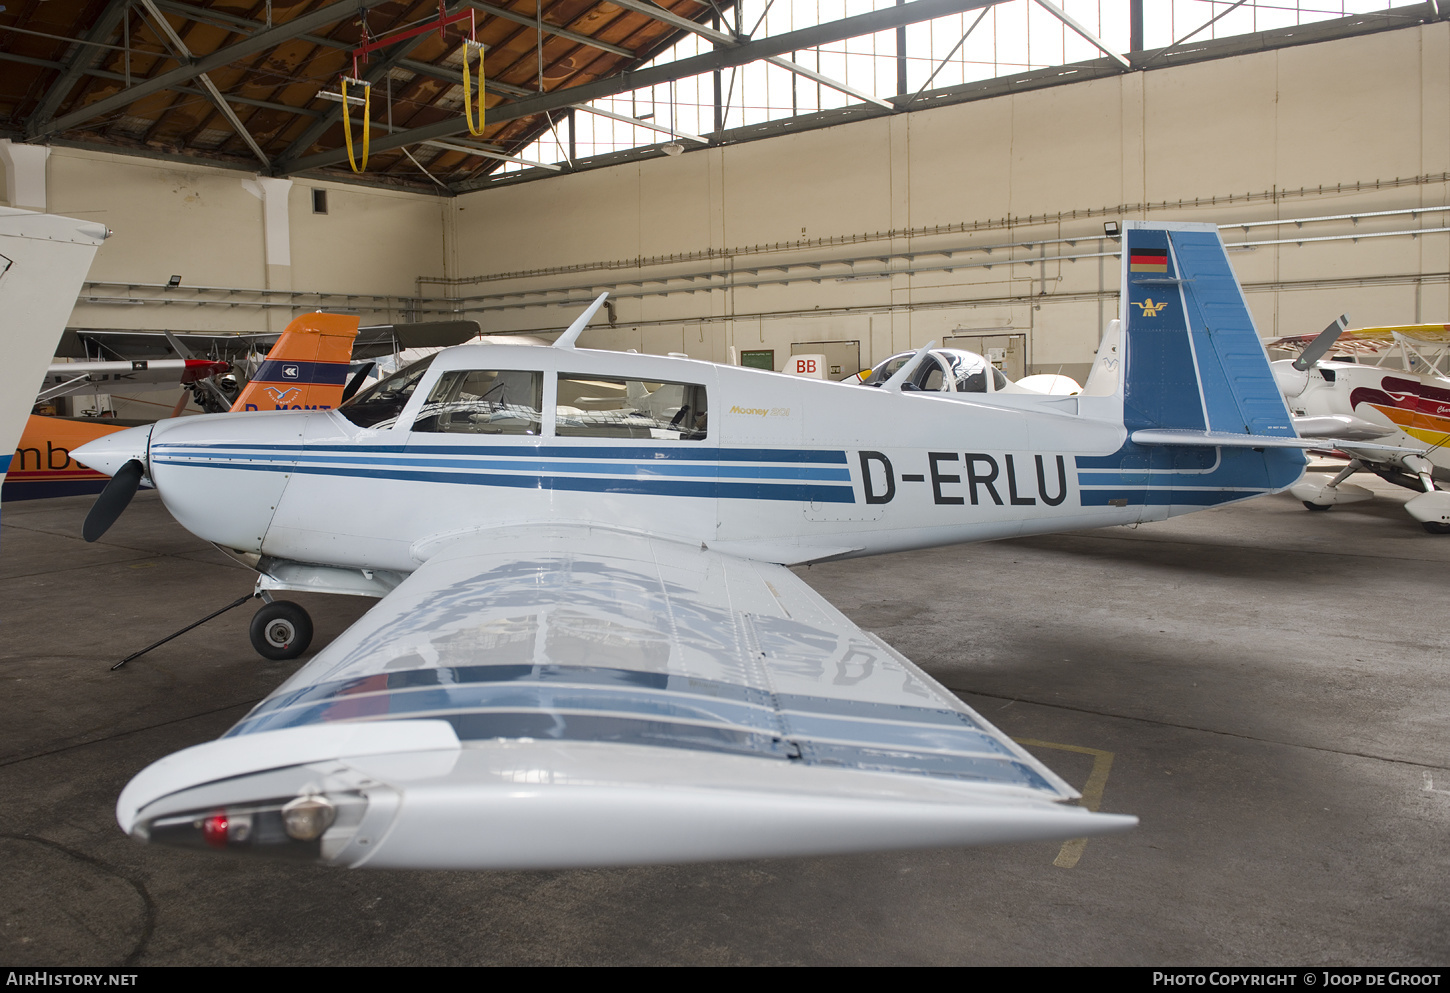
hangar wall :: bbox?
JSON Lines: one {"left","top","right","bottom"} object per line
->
{"left": 3, "top": 145, "right": 449, "bottom": 335}
{"left": 5, "top": 17, "right": 1446, "bottom": 390}
{"left": 448, "top": 19, "right": 1450, "bottom": 384}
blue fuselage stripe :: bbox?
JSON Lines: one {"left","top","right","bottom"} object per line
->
{"left": 154, "top": 441, "right": 850, "bottom": 464}
{"left": 152, "top": 450, "right": 851, "bottom": 481}
{"left": 152, "top": 456, "right": 856, "bottom": 502}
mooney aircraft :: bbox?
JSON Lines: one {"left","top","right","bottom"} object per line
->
{"left": 1270, "top": 323, "right": 1450, "bottom": 532}
{"left": 77, "top": 221, "right": 1345, "bottom": 871}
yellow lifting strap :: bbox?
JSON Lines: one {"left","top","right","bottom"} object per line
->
{"left": 461, "top": 41, "right": 485, "bottom": 136}
{"left": 342, "top": 77, "right": 371, "bottom": 173}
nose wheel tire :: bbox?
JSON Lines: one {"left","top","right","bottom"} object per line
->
{"left": 1302, "top": 501, "right": 1333, "bottom": 512}
{"left": 1422, "top": 521, "right": 1450, "bottom": 535}
{"left": 249, "top": 600, "right": 313, "bottom": 661}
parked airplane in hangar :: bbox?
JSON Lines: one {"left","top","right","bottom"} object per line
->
{"left": 77, "top": 222, "right": 1376, "bottom": 872}
{"left": 1271, "top": 322, "right": 1450, "bottom": 533}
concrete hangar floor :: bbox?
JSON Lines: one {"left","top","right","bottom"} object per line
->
{"left": 0, "top": 473, "right": 1445, "bottom": 967}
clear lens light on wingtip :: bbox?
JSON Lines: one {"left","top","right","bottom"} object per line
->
{"left": 140, "top": 792, "right": 358, "bottom": 861}
{"left": 282, "top": 795, "right": 337, "bottom": 841}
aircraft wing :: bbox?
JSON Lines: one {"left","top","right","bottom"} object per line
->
{"left": 117, "top": 526, "right": 1132, "bottom": 869}
{"left": 1268, "top": 324, "right": 1450, "bottom": 354}
{"left": 52, "top": 328, "right": 277, "bottom": 361}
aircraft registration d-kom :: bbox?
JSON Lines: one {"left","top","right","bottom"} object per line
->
{"left": 77, "top": 222, "right": 1330, "bottom": 871}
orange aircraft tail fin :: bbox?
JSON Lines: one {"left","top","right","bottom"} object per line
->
{"left": 231, "top": 313, "right": 360, "bottom": 413}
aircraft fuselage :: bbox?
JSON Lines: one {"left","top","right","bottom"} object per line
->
{"left": 94, "top": 342, "right": 1304, "bottom": 576}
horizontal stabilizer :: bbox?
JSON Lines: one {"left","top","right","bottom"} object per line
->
{"left": 1131, "top": 428, "right": 1424, "bottom": 455}
{"left": 353, "top": 320, "right": 480, "bottom": 358}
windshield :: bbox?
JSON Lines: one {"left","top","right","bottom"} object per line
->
{"left": 338, "top": 354, "right": 437, "bottom": 428}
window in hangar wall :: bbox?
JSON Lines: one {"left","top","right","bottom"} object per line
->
{"left": 495, "top": 1, "right": 1408, "bottom": 175}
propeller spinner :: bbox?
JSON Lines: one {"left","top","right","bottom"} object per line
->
{"left": 72, "top": 424, "right": 154, "bottom": 542}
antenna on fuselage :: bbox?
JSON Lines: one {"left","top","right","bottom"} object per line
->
{"left": 881, "top": 340, "right": 937, "bottom": 391}
{"left": 1292, "top": 314, "right": 1349, "bottom": 371}
{"left": 553, "top": 292, "right": 611, "bottom": 349}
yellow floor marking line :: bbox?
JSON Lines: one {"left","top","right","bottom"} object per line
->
{"left": 1013, "top": 737, "right": 1116, "bottom": 869}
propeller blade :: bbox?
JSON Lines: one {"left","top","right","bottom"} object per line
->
{"left": 342, "top": 362, "right": 376, "bottom": 402}
{"left": 1292, "top": 314, "right": 1349, "bottom": 371}
{"left": 83, "top": 459, "right": 144, "bottom": 543}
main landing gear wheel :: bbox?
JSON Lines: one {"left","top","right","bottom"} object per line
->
{"left": 1303, "top": 501, "right": 1333, "bottom": 512}
{"left": 1422, "top": 521, "right": 1450, "bottom": 535}
{"left": 249, "top": 600, "right": 313, "bottom": 661}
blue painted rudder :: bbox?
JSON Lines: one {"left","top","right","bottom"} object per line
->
{"left": 1120, "top": 222, "right": 1297, "bottom": 439}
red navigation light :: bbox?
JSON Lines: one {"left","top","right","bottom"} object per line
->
{"left": 202, "top": 812, "right": 229, "bottom": 849}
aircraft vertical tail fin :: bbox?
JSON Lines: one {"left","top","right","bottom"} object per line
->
{"left": 1074, "top": 222, "right": 1306, "bottom": 511}
{"left": 231, "top": 313, "right": 360, "bottom": 412}
{"left": 0, "top": 209, "right": 109, "bottom": 486}
{"left": 1119, "top": 221, "right": 1298, "bottom": 442}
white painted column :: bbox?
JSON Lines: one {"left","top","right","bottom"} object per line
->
{"left": 0, "top": 140, "right": 50, "bottom": 211}
{"left": 243, "top": 175, "right": 294, "bottom": 330}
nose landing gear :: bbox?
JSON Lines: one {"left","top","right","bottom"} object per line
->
{"left": 249, "top": 599, "right": 314, "bottom": 661}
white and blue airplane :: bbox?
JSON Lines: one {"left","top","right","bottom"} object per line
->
{"left": 76, "top": 222, "right": 1319, "bottom": 871}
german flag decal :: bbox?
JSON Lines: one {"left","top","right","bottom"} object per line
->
{"left": 1130, "top": 247, "right": 1169, "bottom": 273}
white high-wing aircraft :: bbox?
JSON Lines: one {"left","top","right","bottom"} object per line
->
{"left": 76, "top": 222, "right": 1317, "bottom": 871}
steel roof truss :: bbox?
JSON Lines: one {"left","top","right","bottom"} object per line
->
{"left": 764, "top": 54, "right": 893, "bottom": 110}
{"left": 283, "top": 0, "right": 1009, "bottom": 174}
{"left": 32, "top": 0, "right": 400, "bottom": 139}
{"left": 570, "top": 101, "right": 706, "bottom": 143}
{"left": 462, "top": 1, "right": 634, "bottom": 59}
{"left": 135, "top": 0, "right": 270, "bottom": 165}
{"left": 604, "top": 0, "right": 736, "bottom": 46}
{"left": 28, "top": 0, "right": 135, "bottom": 128}
{"left": 1030, "top": 0, "right": 1130, "bottom": 69}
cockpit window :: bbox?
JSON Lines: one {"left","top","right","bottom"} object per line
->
{"left": 876, "top": 355, "right": 912, "bottom": 382}
{"left": 556, "top": 374, "right": 707, "bottom": 440}
{"left": 921, "top": 360, "right": 946, "bottom": 391}
{"left": 337, "top": 354, "right": 437, "bottom": 429}
{"left": 412, "top": 370, "right": 543, "bottom": 435}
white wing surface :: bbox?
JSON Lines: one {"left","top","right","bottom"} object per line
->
{"left": 119, "top": 527, "right": 1134, "bottom": 868}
